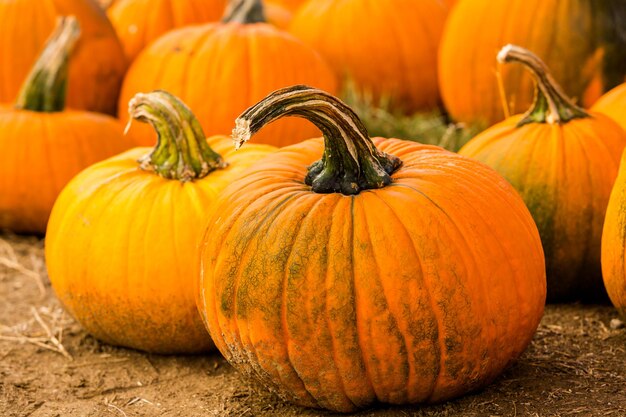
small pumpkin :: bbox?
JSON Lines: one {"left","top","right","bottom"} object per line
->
{"left": 459, "top": 45, "right": 626, "bottom": 301}
{"left": 439, "top": 0, "right": 626, "bottom": 127}
{"left": 118, "top": 0, "right": 337, "bottom": 147}
{"left": 197, "top": 86, "right": 546, "bottom": 412}
{"left": 592, "top": 83, "right": 626, "bottom": 131}
{"left": 0, "top": 0, "right": 126, "bottom": 115}
{"left": 46, "top": 90, "right": 275, "bottom": 354}
{"left": 0, "top": 17, "right": 131, "bottom": 234}
{"left": 289, "top": 0, "right": 447, "bottom": 113}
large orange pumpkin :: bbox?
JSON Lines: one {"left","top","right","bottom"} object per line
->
{"left": 459, "top": 45, "right": 626, "bottom": 301}
{"left": 0, "top": 17, "right": 131, "bottom": 234}
{"left": 592, "top": 83, "right": 626, "bottom": 131}
{"left": 118, "top": 0, "right": 337, "bottom": 147}
{"left": 440, "top": 0, "right": 626, "bottom": 127}
{"left": 46, "top": 90, "right": 275, "bottom": 354}
{"left": 197, "top": 86, "right": 546, "bottom": 412}
{"left": 0, "top": 0, "right": 126, "bottom": 115}
{"left": 289, "top": 0, "right": 447, "bottom": 113}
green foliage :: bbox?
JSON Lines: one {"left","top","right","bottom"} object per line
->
{"left": 341, "top": 84, "right": 483, "bottom": 153}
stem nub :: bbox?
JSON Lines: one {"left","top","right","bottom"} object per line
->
{"left": 222, "top": 0, "right": 266, "bottom": 24}
{"left": 15, "top": 16, "right": 80, "bottom": 112}
{"left": 128, "top": 90, "right": 227, "bottom": 182}
{"left": 498, "top": 44, "right": 590, "bottom": 126}
{"left": 233, "top": 85, "right": 402, "bottom": 195}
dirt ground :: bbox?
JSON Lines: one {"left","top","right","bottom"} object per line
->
{"left": 1, "top": 234, "right": 626, "bottom": 417}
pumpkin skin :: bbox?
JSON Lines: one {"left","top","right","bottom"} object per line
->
{"left": 289, "top": 0, "right": 446, "bottom": 113}
{"left": 119, "top": 21, "right": 337, "bottom": 147}
{"left": 459, "top": 46, "right": 626, "bottom": 301}
{"left": 602, "top": 151, "right": 626, "bottom": 319}
{"left": 440, "top": 0, "right": 626, "bottom": 127}
{"left": 46, "top": 91, "right": 276, "bottom": 354}
{"left": 197, "top": 86, "right": 546, "bottom": 412}
{"left": 0, "top": 0, "right": 126, "bottom": 115}
{"left": 592, "top": 83, "right": 626, "bottom": 131}
{"left": 0, "top": 17, "right": 131, "bottom": 234}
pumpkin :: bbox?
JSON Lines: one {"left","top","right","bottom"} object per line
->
{"left": 602, "top": 151, "right": 626, "bottom": 319}
{"left": 266, "top": 0, "right": 305, "bottom": 12}
{"left": 459, "top": 45, "right": 626, "bottom": 301}
{"left": 118, "top": 0, "right": 337, "bottom": 147}
{"left": 0, "top": 0, "right": 126, "bottom": 115}
{"left": 197, "top": 86, "right": 546, "bottom": 412}
{"left": 592, "top": 83, "right": 626, "bottom": 131}
{"left": 0, "top": 17, "right": 131, "bottom": 234}
{"left": 289, "top": 0, "right": 447, "bottom": 114}
{"left": 108, "top": 0, "right": 228, "bottom": 61}
{"left": 46, "top": 90, "right": 275, "bottom": 354}
{"left": 440, "top": 0, "right": 626, "bottom": 127}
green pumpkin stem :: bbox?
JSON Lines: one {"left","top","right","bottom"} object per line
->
{"left": 15, "top": 16, "right": 80, "bottom": 112}
{"left": 222, "top": 0, "right": 266, "bottom": 24}
{"left": 128, "top": 91, "right": 227, "bottom": 182}
{"left": 498, "top": 44, "right": 590, "bottom": 126}
{"left": 233, "top": 85, "right": 402, "bottom": 195}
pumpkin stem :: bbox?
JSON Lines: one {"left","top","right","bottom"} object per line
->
{"left": 498, "top": 44, "right": 590, "bottom": 126}
{"left": 233, "top": 85, "right": 402, "bottom": 195}
{"left": 222, "top": 0, "right": 266, "bottom": 24}
{"left": 15, "top": 16, "right": 80, "bottom": 113}
{"left": 128, "top": 90, "right": 227, "bottom": 182}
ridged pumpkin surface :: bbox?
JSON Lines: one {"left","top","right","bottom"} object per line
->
{"left": 0, "top": 110, "right": 129, "bottom": 233}
{"left": 199, "top": 137, "right": 546, "bottom": 411}
{"left": 119, "top": 24, "right": 337, "bottom": 147}
{"left": 602, "top": 151, "right": 626, "bottom": 318}
{"left": 289, "top": 0, "right": 446, "bottom": 113}
{"left": 108, "top": 0, "right": 227, "bottom": 61}
{"left": 592, "top": 83, "right": 626, "bottom": 131}
{"left": 440, "top": 0, "right": 626, "bottom": 126}
{"left": 460, "top": 114, "right": 626, "bottom": 300}
{"left": 46, "top": 137, "right": 275, "bottom": 354}
{"left": 0, "top": 0, "right": 126, "bottom": 115}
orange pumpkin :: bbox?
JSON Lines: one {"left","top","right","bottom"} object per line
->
{"left": 592, "top": 83, "right": 626, "bottom": 131}
{"left": 266, "top": 0, "right": 305, "bottom": 11}
{"left": 0, "top": 0, "right": 126, "bottom": 115}
{"left": 602, "top": 151, "right": 626, "bottom": 319}
{"left": 459, "top": 45, "right": 626, "bottom": 301}
{"left": 289, "top": 0, "right": 447, "bottom": 113}
{"left": 0, "top": 17, "right": 131, "bottom": 234}
{"left": 46, "top": 90, "right": 275, "bottom": 354}
{"left": 108, "top": 0, "right": 228, "bottom": 61}
{"left": 440, "top": 0, "right": 626, "bottom": 127}
{"left": 197, "top": 86, "right": 546, "bottom": 412}
{"left": 118, "top": 0, "right": 337, "bottom": 147}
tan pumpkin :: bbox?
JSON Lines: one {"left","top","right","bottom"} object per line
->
{"left": 118, "top": 0, "right": 337, "bottom": 147}
{"left": 0, "top": 17, "right": 131, "bottom": 234}
{"left": 0, "top": 0, "right": 126, "bottom": 115}
{"left": 46, "top": 90, "right": 276, "bottom": 353}
{"left": 440, "top": 0, "right": 626, "bottom": 127}
{"left": 459, "top": 45, "right": 626, "bottom": 301}
{"left": 289, "top": 0, "right": 447, "bottom": 113}
{"left": 197, "top": 86, "right": 546, "bottom": 412}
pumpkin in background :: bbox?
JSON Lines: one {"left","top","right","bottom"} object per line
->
{"left": 592, "top": 83, "right": 626, "bottom": 131}
{"left": 459, "top": 45, "right": 626, "bottom": 301}
{"left": 46, "top": 90, "right": 275, "bottom": 354}
{"left": 0, "top": 17, "right": 131, "bottom": 234}
{"left": 197, "top": 86, "right": 546, "bottom": 412}
{"left": 289, "top": 0, "right": 447, "bottom": 114}
{"left": 108, "top": 0, "right": 228, "bottom": 61}
{"left": 0, "top": 0, "right": 126, "bottom": 115}
{"left": 440, "top": 0, "right": 626, "bottom": 127}
{"left": 118, "top": 0, "right": 337, "bottom": 147}
{"left": 266, "top": 0, "right": 305, "bottom": 11}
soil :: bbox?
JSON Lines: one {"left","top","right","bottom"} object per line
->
{"left": 1, "top": 234, "right": 626, "bottom": 417}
